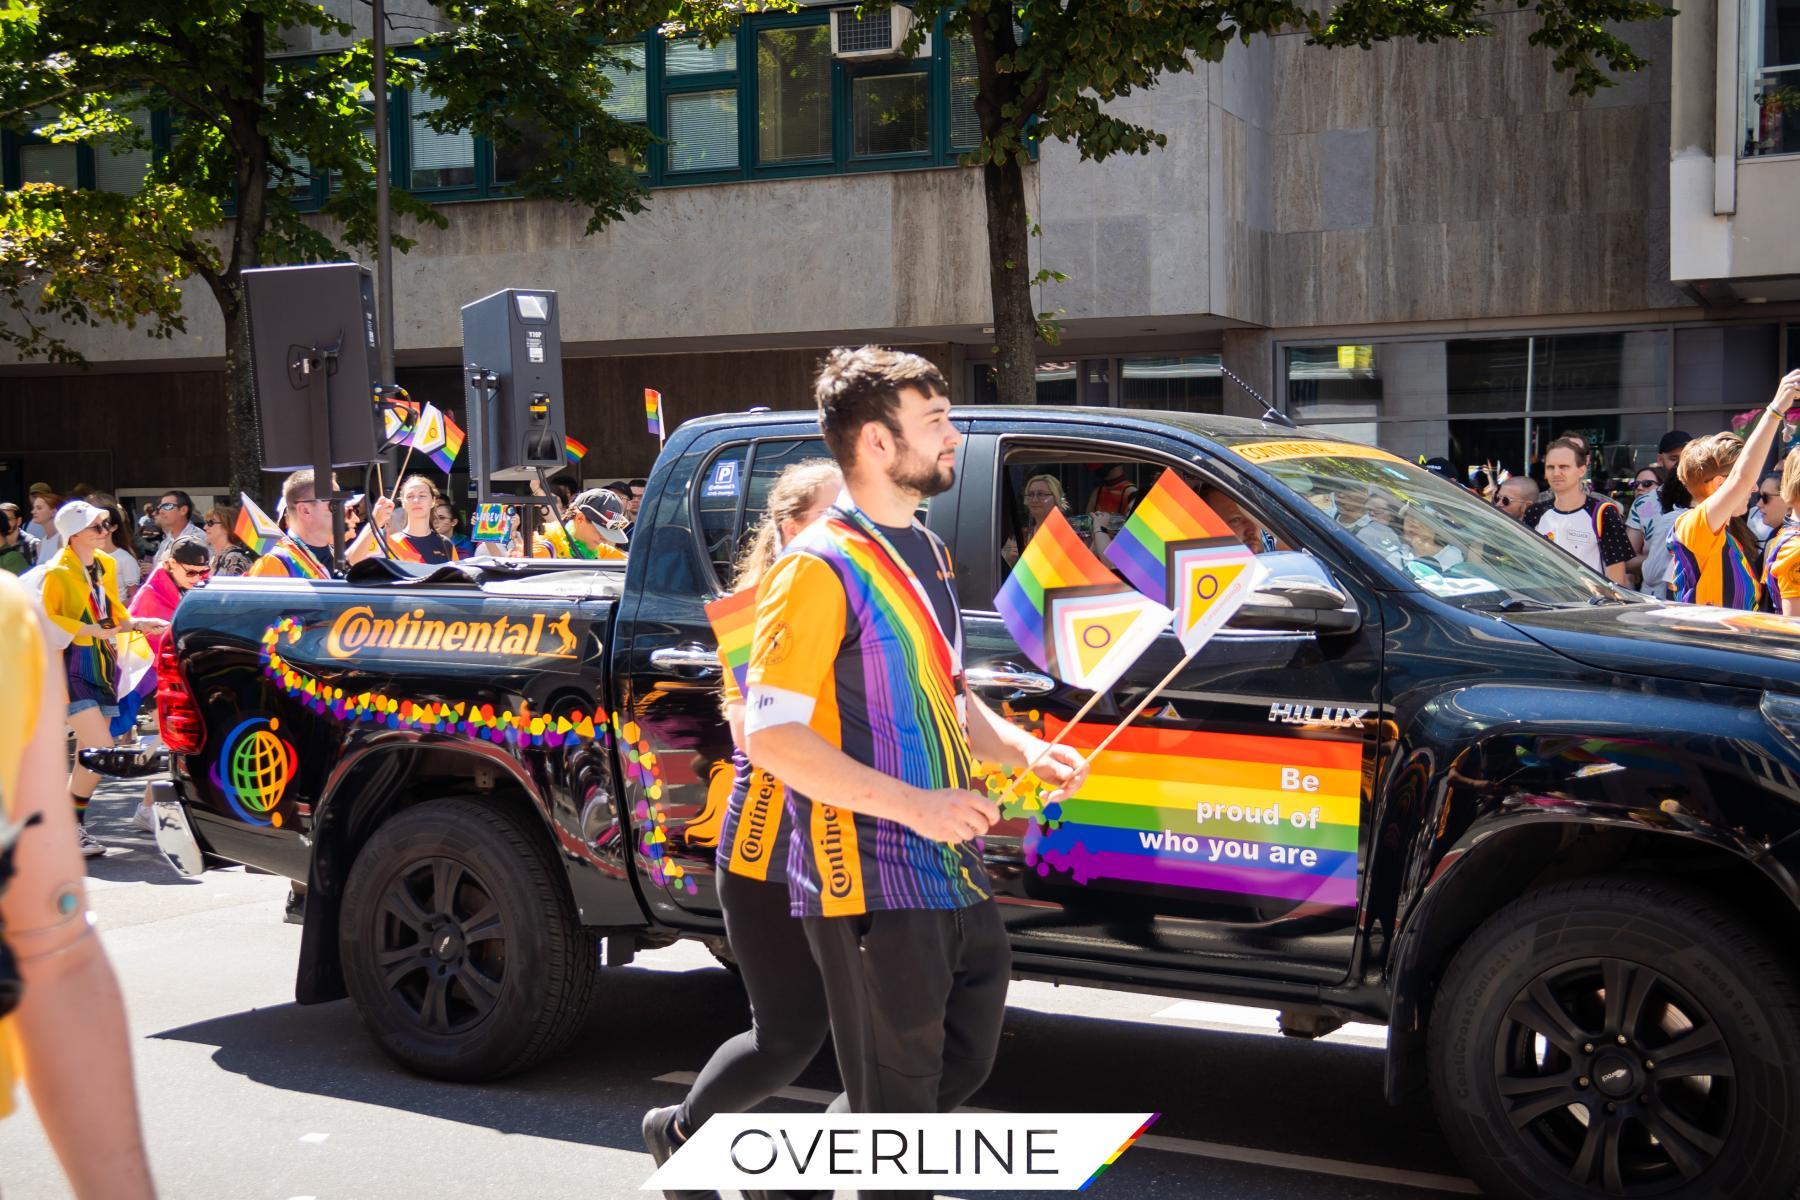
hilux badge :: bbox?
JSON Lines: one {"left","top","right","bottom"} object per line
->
{"left": 1268, "top": 702, "right": 1368, "bottom": 729}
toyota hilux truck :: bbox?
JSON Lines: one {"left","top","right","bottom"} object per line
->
{"left": 126, "top": 406, "right": 1800, "bottom": 1200}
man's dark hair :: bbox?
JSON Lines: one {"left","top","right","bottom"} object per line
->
{"left": 1659, "top": 430, "right": 1691, "bottom": 455}
{"left": 0, "top": 508, "right": 11, "bottom": 537}
{"left": 160, "top": 489, "right": 194, "bottom": 520}
{"left": 1545, "top": 436, "right": 1591, "bottom": 467}
{"left": 813, "top": 346, "right": 948, "bottom": 467}
{"left": 627, "top": 478, "right": 647, "bottom": 491}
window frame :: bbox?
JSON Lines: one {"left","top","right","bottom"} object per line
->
{"left": 2, "top": 105, "right": 170, "bottom": 192}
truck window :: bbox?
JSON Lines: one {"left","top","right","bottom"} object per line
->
{"left": 699, "top": 437, "right": 832, "bottom": 590}
{"left": 998, "top": 448, "right": 1295, "bottom": 572}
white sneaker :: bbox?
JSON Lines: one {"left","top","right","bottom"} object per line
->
{"left": 78, "top": 827, "right": 106, "bottom": 858}
{"left": 134, "top": 802, "right": 155, "bottom": 832}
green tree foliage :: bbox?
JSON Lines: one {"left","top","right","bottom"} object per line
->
{"left": 0, "top": 0, "right": 684, "bottom": 494}
{"left": 901, "top": 0, "right": 1674, "bottom": 407}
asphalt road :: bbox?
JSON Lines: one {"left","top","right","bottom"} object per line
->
{"left": 0, "top": 779, "right": 1479, "bottom": 1200}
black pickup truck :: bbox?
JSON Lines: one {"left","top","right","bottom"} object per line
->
{"left": 139, "top": 406, "right": 1800, "bottom": 1200}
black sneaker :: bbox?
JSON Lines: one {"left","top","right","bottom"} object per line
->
{"left": 640, "top": 1105, "right": 717, "bottom": 1200}
{"left": 283, "top": 885, "right": 306, "bottom": 926}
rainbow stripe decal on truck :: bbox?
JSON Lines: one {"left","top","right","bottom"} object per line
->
{"left": 1024, "top": 717, "right": 1361, "bottom": 909}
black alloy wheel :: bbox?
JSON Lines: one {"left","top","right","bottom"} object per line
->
{"left": 341, "top": 797, "right": 602, "bottom": 1080}
{"left": 374, "top": 856, "right": 508, "bottom": 1035}
{"left": 1493, "top": 957, "right": 1732, "bottom": 1192}
{"left": 1429, "top": 876, "right": 1800, "bottom": 1200}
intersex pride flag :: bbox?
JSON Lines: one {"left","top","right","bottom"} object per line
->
{"left": 1104, "top": 468, "right": 1261, "bottom": 653}
{"left": 995, "top": 508, "right": 1171, "bottom": 694}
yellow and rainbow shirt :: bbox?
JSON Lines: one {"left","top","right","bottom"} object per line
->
{"left": 1671, "top": 508, "right": 1761, "bottom": 610}
{"left": 746, "top": 505, "right": 986, "bottom": 917}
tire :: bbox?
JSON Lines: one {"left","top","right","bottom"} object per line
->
{"left": 340, "top": 797, "right": 601, "bottom": 1081}
{"left": 1428, "top": 875, "right": 1800, "bottom": 1200}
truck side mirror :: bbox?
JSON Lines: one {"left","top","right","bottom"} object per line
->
{"left": 1229, "top": 551, "right": 1362, "bottom": 635}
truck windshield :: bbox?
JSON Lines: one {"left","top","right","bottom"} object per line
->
{"left": 1226, "top": 441, "right": 1633, "bottom": 610}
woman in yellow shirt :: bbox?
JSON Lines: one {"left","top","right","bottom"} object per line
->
{"left": 35, "top": 502, "right": 165, "bottom": 857}
{"left": 0, "top": 570, "right": 156, "bottom": 1198}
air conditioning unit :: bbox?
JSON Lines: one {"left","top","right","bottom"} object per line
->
{"left": 829, "top": 6, "right": 929, "bottom": 59}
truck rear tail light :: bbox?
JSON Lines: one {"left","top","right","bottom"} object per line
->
{"left": 155, "top": 636, "right": 206, "bottom": 756}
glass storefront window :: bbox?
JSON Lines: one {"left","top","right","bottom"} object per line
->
{"left": 757, "top": 27, "right": 832, "bottom": 164}
{"left": 1119, "top": 355, "right": 1223, "bottom": 412}
{"left": 1742, "top": 0, "right": 1800, "bottom": 157}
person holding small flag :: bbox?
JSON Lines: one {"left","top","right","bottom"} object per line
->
{"left": 741, "top": 349, "right": 1086, "bottom": 1189}
{"left": 365, "top": 475, "right": 462, "bottom": 565}
{"left": 532, "top": 489, "right": 628, "bottom": 561}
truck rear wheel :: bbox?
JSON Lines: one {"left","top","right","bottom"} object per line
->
{"left": 1428, "top": 876, "right": 1800, "bottom": 1200}
{"left": 340, "top": 797, "right": 600, "bottom": 1081}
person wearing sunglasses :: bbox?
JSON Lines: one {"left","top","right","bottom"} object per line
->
{"left": 1623, "top": 466, "right": 1668, "bottom": 588}
{"left": 36, "top": 502, "right": 168, "bottom": 858}
{"left": 201, "top": 505, "right": 255, "bottom": 577}
{"left": 1749, "top": 471, "right": 1790, "bottom": 553}
{"left": 149, "top": 491, "right": 202, "bottom": 568}
{"left": 1491, "top": 475, "right": 1539, "bottom": 522}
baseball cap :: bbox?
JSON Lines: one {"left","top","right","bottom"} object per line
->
{"left": 27, "top": 481, "right": 52, "bottom": 496}
{"left": 1658, "top": 430, "right": 1691, "bottom": 454}
{"left": 570, "top": 488, "right": 629, "bottom": 544}
{"left": 53, "top": 499, "right": 108, "bottom": 540}
{"left": 1421, "top": 457, "right": 1462, "bottom": 485}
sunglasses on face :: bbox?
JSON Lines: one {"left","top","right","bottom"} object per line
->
{"left": 156, "top": 501, "right": 181, "bottom": 511}
{"left": 1762, "top": 492, "right": 1782, "bottom": 503}
{"left": 203, "top": 518, "right": 223, "bottom": 528}
{"left": 1634, "top": 479, "right": 1659, "bottom": 489}
{"left": 1497, "top": 496, "right": 1520, "bottom": 507}
{"left": 174, "top": 564, "right": 209, "bottom": 581}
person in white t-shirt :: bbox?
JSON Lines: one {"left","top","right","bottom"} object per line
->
{"left": 1523, "top": 437, "right": 1633, "bottom": 583}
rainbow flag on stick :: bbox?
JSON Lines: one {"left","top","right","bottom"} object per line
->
{"left": 564, "top": 436, "right": 589, "bottom": 467}
{"left": 645, "top": 389, "right": 664, "bottom": 441}
{"left": 705, "top": 586, "right": 756, "bottom": 695}
{"left": 994, "top": 508, "right": 1171, "bottom": 694}
{"left": 1105, "top": 468, "right": 1262, "bottom": 653}
{"left": 238, "top": 492, "right": 330, "bottom": 579}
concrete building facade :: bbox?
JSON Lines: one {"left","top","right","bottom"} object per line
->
{"left": 3, "top": 0, "right": 1797, "bottom": 511}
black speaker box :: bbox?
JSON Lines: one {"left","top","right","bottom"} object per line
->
{"left": 461, "top": 289, "right": 567, "bottom": 482}
{"left": 242, "top": 263, "right": 384, "bottom": 472}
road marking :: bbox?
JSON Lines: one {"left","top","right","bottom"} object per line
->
{"left": 298, "top": 1132, "right": 329, "bottom": 1145}
{"left": 650, "top": 1072, "right": 1478, "bottom": 1195}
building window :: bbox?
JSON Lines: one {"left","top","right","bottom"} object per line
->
{"left": 4, "top": 105, "right": 161, "bottom": 193}
{"left": 408, "top": 89, "right": 476, "bottom": 190}
{"left": 757, "top": 26, "right": 833, "bottom": 164}
{"left": 948, "top": 33, "right": 982, "bottom": 149}
{"left": 667, "top": 35, "right": 737, "bottom": 77}
{"left": 852, "top": 71, "right": 930, "bottom": 157}
{"left": 1120, "top": 356, "right": 1224, "bottom": 413}
{"left": 18, "top": 140, "right": 78, "bottom": 187}
{"left": 1743, "top": 0, "right": 1800, "bottom": 157}
{"left": 667, "top": 89, "right": 740, "bottom": 172}
{"left": 1282, "top": 326, "right": 1788, "bottom": 503}
{"left": 601, "top": 43, "right": 649, "bottom": 122}
{"left": 92, "top": 107, "right": 153, "bottom": 193}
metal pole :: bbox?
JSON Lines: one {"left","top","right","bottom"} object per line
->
{"left": 373, "top": 0, "right": 395, "bottom": 389}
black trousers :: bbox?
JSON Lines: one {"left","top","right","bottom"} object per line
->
{"left": 679, "top": 870, "right": 832, "bottom": 1130}
{"left": 802, "top": 900, "right": 1010, "bottom": 1198}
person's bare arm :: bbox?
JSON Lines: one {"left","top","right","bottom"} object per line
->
{"left": 1604, "top": 561, "right": 1628, "bottom": 585}
{"left": 747, "top": 723, "right": 994, "bottom": 844}
{"left": 1703, "top": 370, "right": 1800, "bottom": 531}
{"left": 4, "top": 650, "right": 155, "bottom": 1198}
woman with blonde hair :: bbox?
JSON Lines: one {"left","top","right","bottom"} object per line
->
{"left": 1002, "top": 472, "right": 1068, "bottom": 565}
{"left": 643, "top": 459, "right": 845, "bottom": 1169}
{"left": 201, "top": 505, "right": 256, "bottom": 576}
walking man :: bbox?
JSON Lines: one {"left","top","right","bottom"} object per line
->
{"left": 744, "top": 347, "right": 1086, "bottom": 1197}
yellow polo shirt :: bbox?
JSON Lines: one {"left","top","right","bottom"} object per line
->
{"left": 0, "top": 571, "right": 46, "bottom": 1119}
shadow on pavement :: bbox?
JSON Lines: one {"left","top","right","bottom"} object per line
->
{"left": 149, "top": 959, "right": 1460, "bottom": 1179}
{"left": 81, "top": 776, "right": 201, "bottom": 886}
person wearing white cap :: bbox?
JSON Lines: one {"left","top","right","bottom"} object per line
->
{"left": 35, "top": 501, "right": 168, "bottom": 857}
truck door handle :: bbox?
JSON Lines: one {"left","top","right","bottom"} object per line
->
{"left": 649, "top": 645, "right": 721, "bottom": 675}
{"left": 966, "top": 664, "right": 1056, "bottom": 698}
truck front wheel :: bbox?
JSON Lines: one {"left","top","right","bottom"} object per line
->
{"left": 340, "top": 797, "right": 600, "bottom": 1081}
{"left": 1428, "top": 876, "right": 1800, "bottom": 1200}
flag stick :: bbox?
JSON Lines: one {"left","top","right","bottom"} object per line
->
{"left": 1076, "top": 643, "right": 1201, "bottom": 766}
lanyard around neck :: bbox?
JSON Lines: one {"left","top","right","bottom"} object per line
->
{"left": 830, "top": 492, "right": 961, "bottom": 667}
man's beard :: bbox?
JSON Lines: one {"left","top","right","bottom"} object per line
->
{"left": 889, "top": 437, "right": 955, "bottom": 498}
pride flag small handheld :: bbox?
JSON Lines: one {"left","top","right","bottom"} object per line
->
{"left": 564, "top": 436, "right": 589, "bottom": 466}
{"left": 645, "top": 388, "right": 664, "bottom": 444}
{"left": 1105, "top": 468, "right": 1261, "bottom": 653}
{"left": 705, "top": 586, "right": 756, "bottom": 695}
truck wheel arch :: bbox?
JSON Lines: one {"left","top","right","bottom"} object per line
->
{"left": 295, "top": 741, "right": 640, "bottom": 1005}
{"left": 1383, "top": 813, "right": 1800, "bottom": 1104}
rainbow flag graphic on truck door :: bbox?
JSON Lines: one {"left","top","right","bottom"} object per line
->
{"left": 1024, "top": 716, "right": 1361, "bottom": 910}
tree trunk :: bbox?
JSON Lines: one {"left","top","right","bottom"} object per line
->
{"left": 221, "top": 288, "right": 263, "bottom": 503}
{"left": 982, "top": 152, "right": 1037, "bottom": 408}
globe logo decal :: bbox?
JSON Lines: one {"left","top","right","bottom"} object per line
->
{"left": 210, "top": 717, "right": 298, "bottom": 827}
